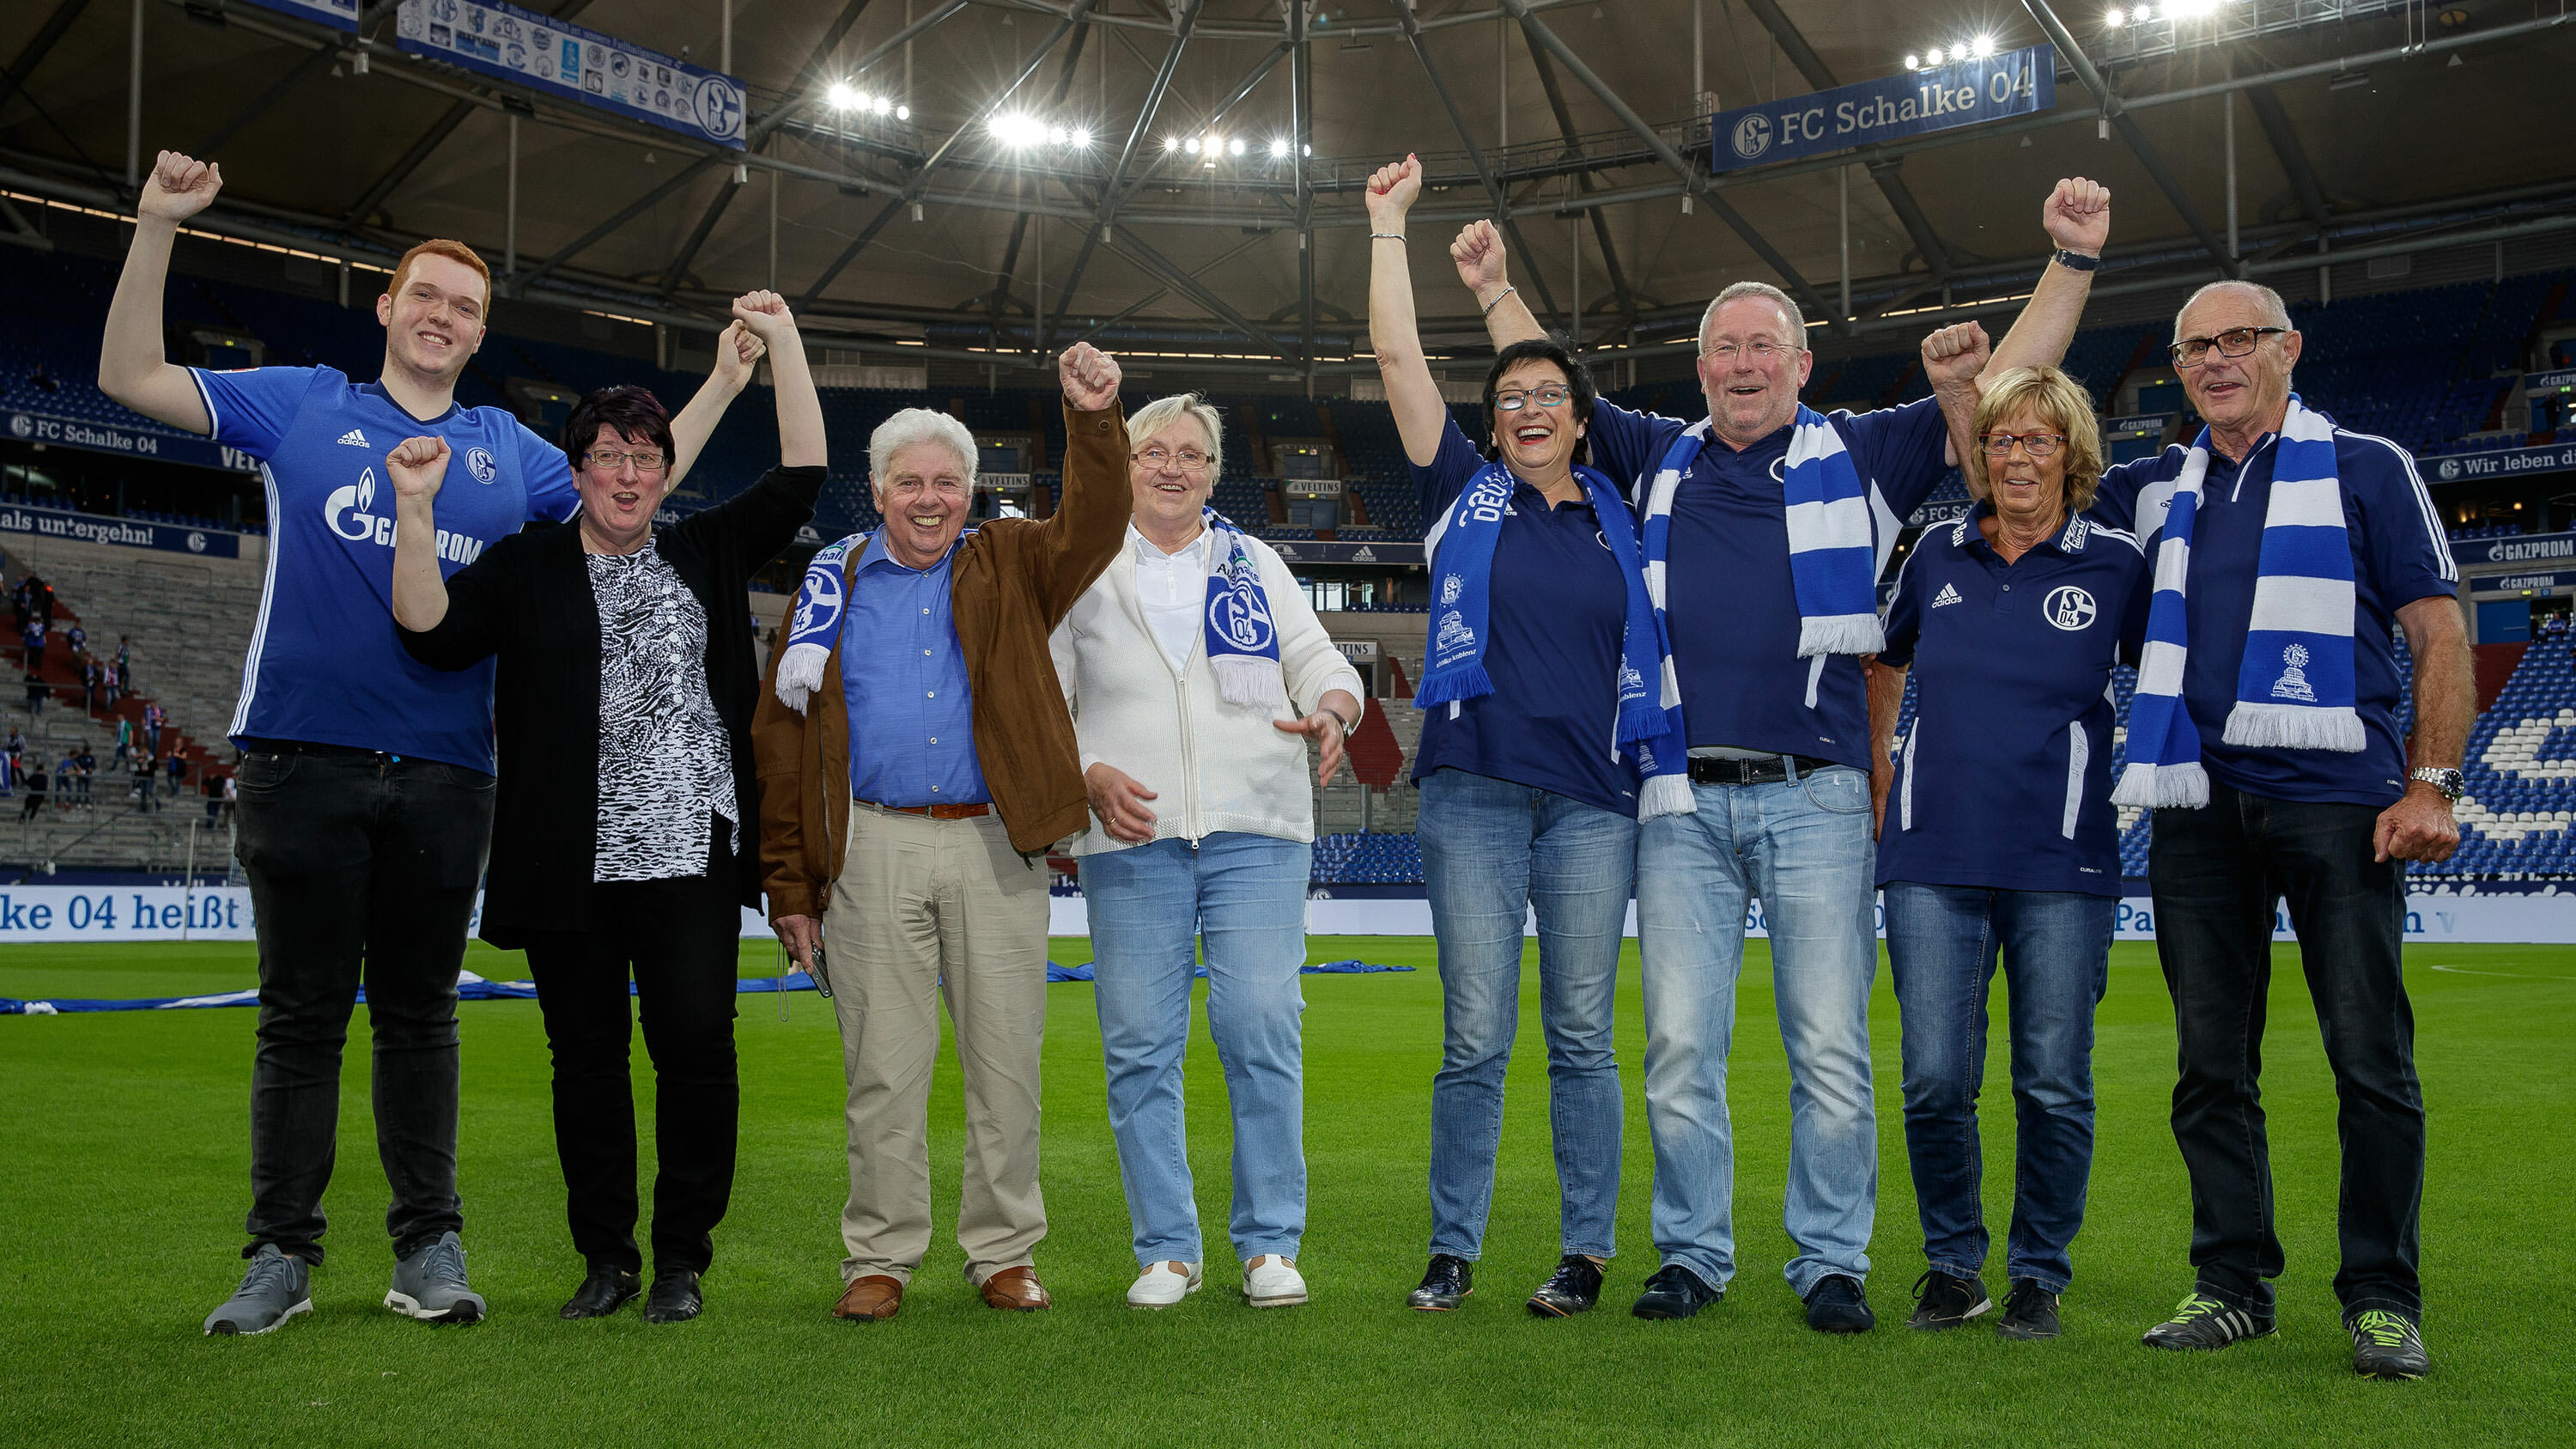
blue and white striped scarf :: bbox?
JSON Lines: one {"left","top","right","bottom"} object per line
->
{"left": 2112, "top": 395, "right": 2360, "bottom": 810}
{"left": 1780, "top": 405, "right": 1888, "bottom": 657}
{"left": 772, "top": 531, "right": 864, "bottom": 713}
{"left": 1196, "top": 507, "right": 1287, "bottom": 711}
{"left": 1419, "top": 458, "right": 1692, "bottom": 819}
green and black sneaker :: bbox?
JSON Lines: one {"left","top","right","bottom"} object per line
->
{"left": 2140, "top": 1291, "right": 2274, "bottom": 1351}
{"left": 2348, "top": 1310, "right": 2430, "bottom": 1379}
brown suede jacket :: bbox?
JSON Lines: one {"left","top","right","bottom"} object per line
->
{"left": 751, "top": 400, "right": 1132, "bottom": 920}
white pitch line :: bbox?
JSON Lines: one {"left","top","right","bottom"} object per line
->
{"left": 2427, "top": 964, "right": 2576, "bottom": 980}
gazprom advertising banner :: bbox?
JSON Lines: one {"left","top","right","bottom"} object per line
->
{"left": 234, "top": 0, "right": 360, "bottom": 30}
{"left": 396, "top": 0, "right": 747, "bottom": 149}
{"left": 1710, "top": 43, "right": 2056, "bottom": 174}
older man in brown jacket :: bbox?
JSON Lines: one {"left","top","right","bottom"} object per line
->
{"left": 755, "top": 342, "right": 1131, "bottom": 1321}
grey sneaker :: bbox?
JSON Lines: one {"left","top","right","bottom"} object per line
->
{"left": 204, "top": 1245, "right": 312, "bottom": 1336}
{"left": 385, "top": 1232, "right": 487, "bottom": 1324}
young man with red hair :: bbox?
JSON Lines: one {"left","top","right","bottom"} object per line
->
{"left": 100, "top": 149, "right": 756, "bottom": 1336}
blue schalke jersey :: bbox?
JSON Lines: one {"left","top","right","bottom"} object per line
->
{"left": 1875, "top": 507, "right": 2152, "bottom": 897}
{"left": 1583, "top": 395, "right": 1952, "bottom": 772}
{"left": 1407, "top": 419, "right": 1639, "bottom": 816}
{"left": 2090, "top": 418, "right": 2457, "bottom": 807}
{"left": 193, "top": 365, "right": 578, "bottom": 771}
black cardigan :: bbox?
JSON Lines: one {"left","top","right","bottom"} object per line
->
{"left": 399, "top": 465, "right": 823, "bottom": 947}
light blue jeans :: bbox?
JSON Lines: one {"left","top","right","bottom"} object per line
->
{"left": 1419, "top": 769, "right": 1638, "bottom": 1261}
{"left": 1082, "top": 832, "right": 1310, "bottom": 1266}
{"left": 1636, "top": 764, "right": 1879, "bottom": 1297}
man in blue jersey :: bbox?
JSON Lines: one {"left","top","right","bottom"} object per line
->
{"left": 100, "top": 149, "right": 756, "bottom": 1336}
{"left": 2088, "top": 280, "right": 2469, "bottom": 1380}
{"left": 1459, "top": 178, "right": 2110, "bottom": 1331}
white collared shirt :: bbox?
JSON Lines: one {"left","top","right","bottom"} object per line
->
{"left": 1130, "top": 522, "right": 1213, "bottom": 673}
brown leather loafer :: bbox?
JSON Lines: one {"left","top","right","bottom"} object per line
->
{"left": 978, "top": 1266, "right": 1051, "bottom": 1311}
{"left": 834, "top": 1275, "right": 904, "bottom": 1321}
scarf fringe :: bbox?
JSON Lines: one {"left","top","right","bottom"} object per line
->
{"left": 1796, "top": 613, "right": 1886, "bottom": 659}
{"left": 1637, "top": 771, "right": 1698, "bottom": 819}
{"left": 1212, "top": 654, "right": 1289, "bottom": 712}
{"left": 2222, "top": 702, "right": 2366, "bottom": 752}
{"left": 1412, "top": 662, "right": 1494, "bottom": 710}
{"left": 2111, "top": 759, "right": 2210, "bottom": 810}
{"left": 773, "top": 641, "right": 830, "bottom": 714}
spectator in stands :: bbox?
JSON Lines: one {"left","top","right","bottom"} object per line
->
{"left": 4, "top": 723, "right": 21, "bottom": 774}
{"left": 18, "top": 758, "right": 43, "bottom": 819}
{"left": 1864, "top": 357, "right": 2151, "bottom": 1342}
{"left": 64, "top": 623, "right": 85, "bottom": 659}
{"left": 81, "top": 656, "right": 100, "bottom": 716}
{"left": 392, "top": 291, "right": 816, "bottom": 1328}
{"left": 22, "top": 666, "right": 43, "bottom": 716}
{"left": 52, "top": 751, "right": 70, "bottom": 807}
{"left": 99, "top": 149, "right": 762, "bottom": 1338}
{"left": 1368, "top": 155, "right": 1651, "bottom": 1320}
{"left": 753, "top": 342, "right": 1132, "bottom": 1324}
{"left": 220, "top": 767, "right": 236, "bottom": 824}
{"left": 114, "top": 636, "right": 131, "bottom": 698}
{"left": 204, "top": 764, "right": 224, "bottom": 826}
{"left": 73, "top": 744, "right": 94, "bottom": 807}
{"left": 132, "top": 752, "right": 155, "bottom": 813}
{"left": 167, "top": 749, "right": 187, "bottom": 797}
{"left": 1461, "top": 175, "right": 2109, "bottom": 1330}
{"left": 1050, "top": 391, "right": 1364, "bottom": 1312}
{"left": 2092, "top": 279, "right": 2470, "bottom": 1380}
{"left": 21, "top": 612, "right": 44, "bottom": 672}
{"left": 144, "top": 701, "right": 165, "bottom": 759}
{"left": 112, "top": 716, "right": 131, "bottom": 766}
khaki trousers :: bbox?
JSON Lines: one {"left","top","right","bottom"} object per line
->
{"left": 825, "top": 802, "right": 1051, "bottom": 1286}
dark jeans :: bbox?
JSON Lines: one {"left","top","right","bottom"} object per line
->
{"left": 519, "top": 861, "right": 742, "bottom": 1277}
{"left": 1885, "top": 884, "right": 2112, "bottom": 1294}
{"left": 234, "top": 747, "right": 496, "bottom": 1265}
{"left": 2148, "top": 779, "right": 2424, "bottom": 1322}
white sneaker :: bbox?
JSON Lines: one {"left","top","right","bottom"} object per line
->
{"left": 1127, "top": 1260, "right": 1203, "bottom": 1309}
{"left": 1242, "top": 1255, "right": 1307, "bottom": 1308}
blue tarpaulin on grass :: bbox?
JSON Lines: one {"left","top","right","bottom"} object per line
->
{"left": 1, "top": 959, "right": 1413, "bottom": 1014}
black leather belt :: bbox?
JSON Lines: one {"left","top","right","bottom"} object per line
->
{"left": 1686, "top": 753, "right": 1833, "bottom": 787}
{"left": 238, "top": 737, "right": 398, "bottom": 759}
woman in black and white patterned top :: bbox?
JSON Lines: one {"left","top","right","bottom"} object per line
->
{"left": 389, "top": 292, "right": 828, "bottom": 1327}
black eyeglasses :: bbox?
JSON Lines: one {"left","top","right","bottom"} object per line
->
{"left": 2167, "top": 326, "right": 2287, "bottom": 368}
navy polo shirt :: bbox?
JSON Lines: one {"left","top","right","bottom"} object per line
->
{"left": 1876, "top": 506, "right": 2153, "bottom": 897}
{"left": 1408, "top": 419, "right": 1638, "bottom": 816}
{"left": 2091, "top": 418, "right": 2458, "bottom": 807}
{"left": 1585, "top": 396, "right": 1952, "bottom": 772}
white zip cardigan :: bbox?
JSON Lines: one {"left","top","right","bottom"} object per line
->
{"left": 1048, "top": 524, "right": 1365, "bottom": 856}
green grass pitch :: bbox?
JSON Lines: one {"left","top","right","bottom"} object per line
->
{"left": 3, "top": 936, "right": 2571, "bottom": 1446}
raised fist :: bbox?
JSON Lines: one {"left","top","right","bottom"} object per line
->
{"left": 1364, "top": 155, "right": 1423, "bottom": 230}
{"left": 139, "top": 150, "right": 222, "bottom": 226}
{"left": 1450, "top": 220, "right": 1509, "bottom": 298}
{"left": 1060, "top": 341, "right": 1121, "bottom": 411}
{"left": 2043, "top": 176, "right": 2111, "bottom": 256}
{"left": 386, "top": 435, "right": 451, "bottom": 500}
{"left": 709, "top": 320, "right": 764, "bottom": 393}
{"left": 1920, "top": 321, "right": 1991, "bottom": 390}
{"left": 731, "top": 289, "right": 796, "bottom": 342}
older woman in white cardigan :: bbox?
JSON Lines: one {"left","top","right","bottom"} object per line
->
{"left": 1050, "top": 393, "right": 1364, "bottom": 1312}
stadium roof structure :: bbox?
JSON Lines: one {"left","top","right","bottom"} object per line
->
{"left": 2, "top": 0, "right": 2573, "bottom": 378}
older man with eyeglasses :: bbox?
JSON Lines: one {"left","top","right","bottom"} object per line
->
{"left": 1462, "top": 177, "right": 2111, "bottom": 1332}
{"left": 2087, "top": 281, "right": 2469, "bottom": 1380}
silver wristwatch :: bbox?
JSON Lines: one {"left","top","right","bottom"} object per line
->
{"left": 2409, "top": 766, "right": 2464, "bottom": 802}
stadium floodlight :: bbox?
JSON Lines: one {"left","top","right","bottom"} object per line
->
{"left": 2104, "top": 8, "right": 2123, "bottom": 25}
{"left": 825, "top": 81, "right": 860, "bottom": 111}
{"left": 896, "top": 104, "right": 909, "bottom": 120}
{"left": 1183, "top": 137, "right": 1200, "bottom": 154}
{"left": 1164, "top": 136, "right": 1180, "bottom": 150}
{"left": 1228, "top": 137, "right": 1246, "bottom": 156}
{"left": 1269, "top": 137, "right": 1290, "bottom": 159}
{"left": 2132, "top": 3, "right": 2154, "bottom": 21}
{"left": 1925, "top": 45, "right": 1944, "bottom": 64}
{"left": 1048, "top": 125, "right": 1067, "bottom": 144}
{"left": 1072, "top": 128, "right": 1091, "bottom": 147}
{"left": 1971, "top": 33, "right": 1995, "bottom": 57}
{"left": 872, "top": 95, "right": 892, "bottom": 116}
{"left": 1302, "top": 143, "right": 1311, "bottom": 157}
{"left": 1905, "top": 52, "right": 1921, "bottom": 69}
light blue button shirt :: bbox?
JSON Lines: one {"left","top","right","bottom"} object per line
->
{"left": 840, "top": 532, "right": 989, "bottom": 807}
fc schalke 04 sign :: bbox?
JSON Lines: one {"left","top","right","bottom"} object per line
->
{"left": 1710, "top": 44, "right": 2056, "bottom": 174}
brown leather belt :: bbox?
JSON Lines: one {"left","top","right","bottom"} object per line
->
{"left": 862, "top": 799, "right": 991, "bottom": 820}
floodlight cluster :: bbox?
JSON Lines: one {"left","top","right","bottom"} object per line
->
{"left": 2105, "top": 0, "right": 2223, "bottom": 25}
{"left": 1160, "top": 134, "right": 1309, "bottom": 162}
{"left": 987, "top": 113, "right": 1091, "bottom": 149}
{"left": 1905, "top": 33, "right": 1996, "bottom": 70}
{"left": 823, "top": 82, "right": 908, "bottom": 121}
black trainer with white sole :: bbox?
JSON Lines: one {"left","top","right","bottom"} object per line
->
{"left": 2140, "top": 1291, "right": 2273, "bottom": 1351}
{"left": 2348, "top": 1310, "right": 2430, "bottom": 1379}
{"left": 1905, "top": 1269, "right": 1991, "bottom": 1330}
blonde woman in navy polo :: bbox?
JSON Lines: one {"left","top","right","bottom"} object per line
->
{"left": 1867, "top": 364, "right": 2150, "bottom": 1342}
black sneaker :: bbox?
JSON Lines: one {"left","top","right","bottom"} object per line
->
{"left": 2140, "top": 1291, "right": 2274, "bottom": 1351}
{"left": 1803, "top": 1275, "right": 1875, "bottom": 1334}
{"left": 1526, "top": 1255, "right": 1604, "bottom": 1318}
{"left": 1905, "top": 1269, "right": 1991, "bottom": 1330}
{"left": 1406, "top": 1254, "right": 1473, "bottom": 1312}
{"left": 1630, "top": 1263, "right": 1722, "bottom": 1320}
{"left": 1995, "top": 1278, "right": 2062, "bottom": 1340}
{"left": 2348, "top": 1310, "right": 2430, "bottom": 1379}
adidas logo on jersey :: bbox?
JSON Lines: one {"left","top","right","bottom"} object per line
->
{"left": 1931, "top": 582, "right": 1965, "bottom": 609}
{"left": 337, "top": 429, "right": 370, "bottom": 447}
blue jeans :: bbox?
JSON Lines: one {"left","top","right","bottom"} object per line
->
{"left": 1083, "top": 832, "right": 1310, "bottom": 1265}
{"left": 1636, "top": 765, "right": 1877, "bottom": 1296}
{"left": 1884, "top": 883, "right": 2112, "bottom": 1294}
{"left": 1419, "top": 769, "right": 1637, "bottom": 1261}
